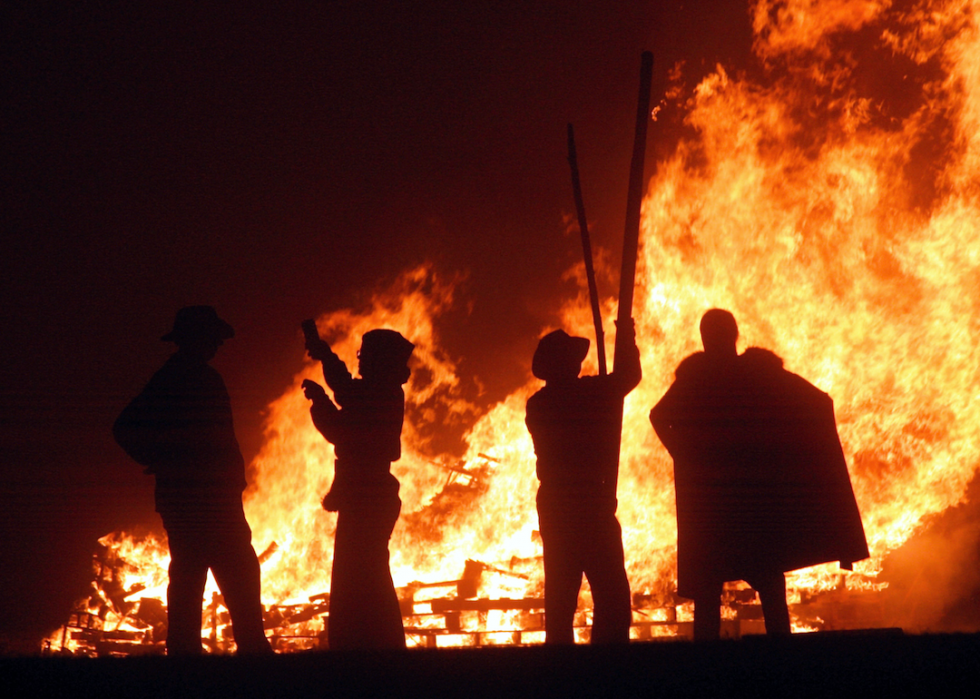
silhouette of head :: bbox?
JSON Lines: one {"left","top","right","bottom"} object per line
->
{"left": 532, "top": 329, "right": 589, "bottom": 383}
{"left": 358, "top": 329, "right": 414, "bottom": 385}
{"left": 162, "top": 306, "right": 234, "bottom": 360}
{"left": 699, "top": 309, "right": 738, "bottom": 359}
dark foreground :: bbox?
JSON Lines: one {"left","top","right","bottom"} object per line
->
{"left": 5, "top": 631, "right": 979, "bottom": 698}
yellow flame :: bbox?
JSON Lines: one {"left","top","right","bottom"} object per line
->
{"left": 54, "top": 0, "right": 980, "bottom": 652}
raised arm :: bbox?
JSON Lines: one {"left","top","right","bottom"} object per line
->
{"left": 611, "top": 318, "right": 642, "bottom": 396}
{"left": 305, "top": 335, "right": 354, "bottom": 399}
{"left": 303, "top": 379, "right": 342, "bottom": 444}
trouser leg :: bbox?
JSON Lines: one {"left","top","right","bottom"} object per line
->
{"left": 542, "top": 552, "right": 580, "bottom": 645}
{"left": 539, "top": 512, "right": 581, "bottom": 645}
{"left": 165, "top": 532, "right": 209, "bottom": 655}
{"left": 748, "top": 571, "right": 791, "bottom": 636}
{"left": 692, "top": 582, "right": 723, "bottom": 641}
{"left": 363, "top": 495, "right": 405, "bottom": 649}
{"left": 329, "top": 496, "right": 404, "bottom": 650}
{"left": 209, "top": 514, "right": 271, "bottom": 654}
{"left": 584, "top": 516, "right": 632, "bottom": 644}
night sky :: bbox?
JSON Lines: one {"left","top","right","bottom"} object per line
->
{"left": 0, "top": 1, "right": 754, "bottom": 649}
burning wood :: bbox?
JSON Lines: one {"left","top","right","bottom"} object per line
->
{"left": 52, "top": 535, "right": 897, "bottom": 656}
{"left": 436, "top": 454, "right": 499, "bottom": 491}
{"left": 47, "top": 0, "right": 980, "bottom": 651}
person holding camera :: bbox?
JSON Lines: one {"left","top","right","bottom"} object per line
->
{"left": 302, "top": 324, "right": 414, "bottom": 650}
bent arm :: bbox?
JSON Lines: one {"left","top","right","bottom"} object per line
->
{"left": 306, "top": 337, "right": 354, "bottom": 399}
{"left": 650, "top": 388, "right": 681, "bottom": 456}
{"left": 320, "top": 351, "right": 353, "bottom": 397}
{"left": 310, "top": 394, "right": 342, "bottom": 443}
{"left": 611, "top": 320, "right": 642, "bottom": 395}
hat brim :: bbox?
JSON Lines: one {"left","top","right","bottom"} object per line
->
{"left": 161, "top": 320, "right": 235, "bottom": 342}
{"left": 532, "top": 330, "right": 589, "bottom": 381}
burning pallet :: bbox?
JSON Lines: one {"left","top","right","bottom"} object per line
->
{"left": 49, "top": 535, "right": 888, "bottom": 656}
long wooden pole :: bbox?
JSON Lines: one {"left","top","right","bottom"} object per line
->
{"left": 614, "top": 50, "right": 654, "bottom": 367}
{"left": 567, "top": 123, "right": 607, "bottom": 376}
{"left": 605, "top": 51, "right": 653, "bottom": 498}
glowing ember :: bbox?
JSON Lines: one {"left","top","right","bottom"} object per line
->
{"left": 51, "top": 0, "right": 980, "bottom": 653}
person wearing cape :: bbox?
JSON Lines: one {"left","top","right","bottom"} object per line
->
{"left": 650, "top": 309, "right": 869, "bottom": 639}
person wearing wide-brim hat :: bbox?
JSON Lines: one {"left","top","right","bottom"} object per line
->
{"left": 302, "top": 324, "right": 415, "bottom": 650}
{"left": 525, "top": 321, "right": 642, "bottom": 645}
{"left": 113, "top": 305, "right": 272, "bottom": 655}
{"left": 160, "top": 304, "right": 235, "bottom": 343}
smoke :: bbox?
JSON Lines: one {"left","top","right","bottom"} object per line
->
{"left": 880, "top": 469, "right": 980, "bottom": 631}
{"left": 659, "top": 0, "right": 980, "bottom": 627}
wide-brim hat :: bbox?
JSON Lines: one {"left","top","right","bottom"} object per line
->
{"left": 161, "top": 305, "right": 235, "bottom": 342}
{"left": 532, "top": 329, "right": 589, "bottom": 381}
{"left": 360, "top": 329, "right": 415, "bottom": 365}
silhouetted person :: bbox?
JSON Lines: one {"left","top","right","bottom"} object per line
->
{"left": 303, "top": 326, "right": 414, "bottom": 650}
{"left": 525, "top": 322, "right": 642, "bottom": 644}
{"left": 113, "top": 306, "right": 272, "bottom": 655}
{"left": 650, "top": 309, "right": 869, "bottom": 640}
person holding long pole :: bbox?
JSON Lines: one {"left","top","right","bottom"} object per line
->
{"left": 525, "top": 53, "right": 653, "bottom": 644}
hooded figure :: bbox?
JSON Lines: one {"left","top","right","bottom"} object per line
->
{"left": 525, "top": 322, "right": 642, "bottom": 644}
{"left": 304, "top": 327, "right": 414, "bottom": 650}
{"left": 113, "top": 306, "right": 271, "bottom": 655}
{"left": 650, "top": 309, "right": 868, "bottom": 639}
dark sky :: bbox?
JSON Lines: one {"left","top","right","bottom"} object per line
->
{"left": 0, "top": 1, "right": 753, "bottom": 649}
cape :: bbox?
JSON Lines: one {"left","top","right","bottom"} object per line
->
{"left": 650, "top": 348, "right": 869, "bottom": 598}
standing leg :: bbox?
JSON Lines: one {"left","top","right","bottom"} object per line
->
{"left": 209, "top": 506, "right": 272, "bottom": 654}
{"left": 539, "top": 509, "right": 582, "bottom": 645}
{"left": 365, "top": 494, "right": 405, "bottom": 649}
{"left": 165, "top": 529, "right": 210, "bottom": 655}
{"left": 691, "top": 582, "right": 723, "bottom": 641}
{"left": 584, "top": 514, "right": 632, "bottom": 644}
{"left": 748, "top": 571, "right": 791, "bottom": 636}
{"left": 328, "top": 495, "right": 405, "bottom": 650}
{"left": 328, "top": 508, "right": 359, "bottom": 649}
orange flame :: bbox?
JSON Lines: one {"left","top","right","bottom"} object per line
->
{"left": 245, "top": 266, "right": 541, "bottom": 602}
{"left": 52, "top": 0, "right": 980, "bottom": 652}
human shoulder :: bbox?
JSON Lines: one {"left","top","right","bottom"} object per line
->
{"left": 144, "top": 353, "right": 190, "bottom": 389}
{"left": 674, "top": 351, "right": 708, "bottom": 381}
{"left": 527, "top": 384, "right": 553, "bottom": 408}
{"left": 201, "top": 362, "right": 228, "bottom": 390}
{"left": 155, "top": 355, "right": 227, "bottom": 394}
{"left": 740, "top": 346, "right": 785, "bottom": 371}
{"left": 572, "top": 373, "right": 619, "bottom": 397}
{"left": 740, "top": 347, "right": 829, "bottom": 402}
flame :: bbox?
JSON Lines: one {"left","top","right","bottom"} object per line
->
{"left": 629, "top": 0, "right": 980, "bottom": 594}
{"left": 245, "top": 266, "right": 541, "bottom": 602}
{"left": 52, "top": 0, "right": 980, "bottom": 652}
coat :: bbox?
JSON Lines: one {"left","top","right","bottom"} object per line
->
{"left": 526, "top": 343, "right": 642, "bottom": 511}
{"left": 113, "top": 352, "right": 247, "bottom": 513}
{"left": 650, "top": 347, "right": 869, "bottom": 598}
{"left": 310, "top": 350, "right": 404, "bottom": 511}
